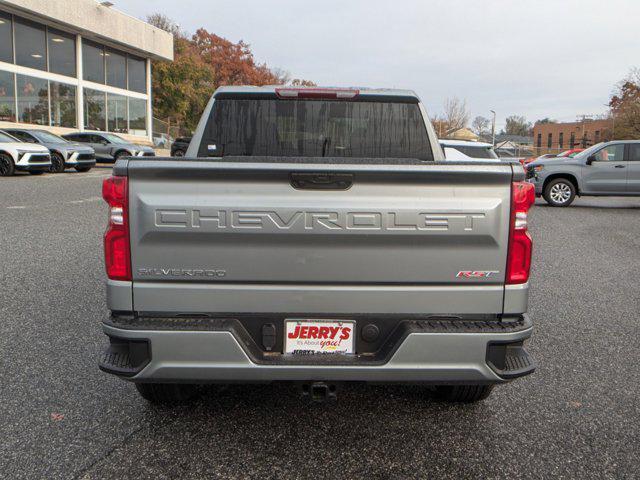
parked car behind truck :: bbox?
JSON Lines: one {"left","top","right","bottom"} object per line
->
{"left": 0, "top": 130, "right": 51, "bottom": 176}
{"left": 170, "top": 137, "right": 191, "bottom": 157}
{"left": 439, "top": 139, "right": 499, "bottom": 161}
{"left": 62, "top": 132, "right": 155, "bottom": 162}
{"left": 100, "top": 86, "right": 536, "bottom": 405}
{"left": 527, "top": 140, "right": 640, "bottom": 206}
{"left": 4, "top": 128, "right": 95, "bottom": 173}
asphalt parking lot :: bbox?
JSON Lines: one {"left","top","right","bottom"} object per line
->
{"left": 1, "top": 167, "right": 639, "bottom": 479}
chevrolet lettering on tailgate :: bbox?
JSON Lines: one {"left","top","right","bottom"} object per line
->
{"left": 154, "top": 209, "right": 487, "bottom": 232}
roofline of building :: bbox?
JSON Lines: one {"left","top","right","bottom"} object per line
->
{"left": 0, "top": 0, "right": 174, "bottom": 60}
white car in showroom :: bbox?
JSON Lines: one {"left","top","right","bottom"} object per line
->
{"left": 0, "top": 130, "right": 51, "bottom": 176}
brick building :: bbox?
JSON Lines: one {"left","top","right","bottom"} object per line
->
{"left": 532, "top": 118, "right": 614, "bottom": 154}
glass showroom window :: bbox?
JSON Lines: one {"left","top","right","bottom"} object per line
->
{"left": 84, "top": 88, "right": 106, "bottom": 130}
{"left": 127, "top": 55, "right": 146, "bottom": 93}
{"left": 50, "top": 81, "right": 76, "bottom": 128}
{"left": 107, "top": 93, "right": 127, "bottom": 133}
{"left": 0, "top": 70, "right": 15, "bottom": 122}
{"left": 106, "top": 49, "right": 127, "bottom": 89}
{"left": 48, "top": 28, "right": 76, "bottom": 77}
{"left": 128, "top": 97, "right": 147, "bottom": 135}
{"left": 83, "top": 40, "right": 105, "bottom": 84}
{"left": 0, "top": 11, "right": 13, "bottom": 63}
{"left": 14, "top": 18, "right": 47, "bottom": 71}
{"left": 17, "top": 74, "right": 49, "bottom": 125}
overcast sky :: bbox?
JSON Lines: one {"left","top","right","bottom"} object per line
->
{"left": 116, "top": 0, "right": 639, "bottom": 130}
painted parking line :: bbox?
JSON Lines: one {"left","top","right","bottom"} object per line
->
{"left": 3, "top": 196, "right": 103, "bottom": 210}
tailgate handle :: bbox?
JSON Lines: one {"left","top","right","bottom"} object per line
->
{"left": 290, "top": 173, "right": 353, "bottom": 190}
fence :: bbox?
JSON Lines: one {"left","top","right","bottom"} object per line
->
{"left": 152, "top": 117, "right": 189, "bottom": 147}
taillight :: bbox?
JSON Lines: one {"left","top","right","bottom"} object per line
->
{"left": 102, "top": 175, "right": 131, "bottom": 281}
{"left": 275, "top": 87, "right": 359, "bottom": 99}
{"left": 506, "top": 182, "right": 535, "bottom": 284}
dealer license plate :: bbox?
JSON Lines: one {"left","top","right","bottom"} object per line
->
{"left": 284, "top": 319, "right": 355, "bottom": 355}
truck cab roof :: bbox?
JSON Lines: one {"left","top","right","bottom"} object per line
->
{"left": 212, "top": 85, "right": 421, "bottom": 102}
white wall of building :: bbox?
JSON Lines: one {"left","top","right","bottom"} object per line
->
{"left": 0, "top": 1, "right": 173, "bottom": 145}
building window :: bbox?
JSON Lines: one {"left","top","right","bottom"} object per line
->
{"left": 570, "top": 132, "right": 575, "bottom": 147}
{"left": 127, "top": 55, "right": 146, "bottom": 93}
{"left": 48, "top": 28, "right": 76, "bottom": 77}
{"left": 128, "top": 97, "right": 147, "bottom": 135}
{"left": 547, "top": 133, "right": 552, "bottom": 148}
{"left": 0, "top": 11, "right": 13, "bottom": 63}
{"left": 106, "top": 49, "right": 127, "bottom": 89}
{"left": 595, "top": 130, "right": 601, "bottom": 143}
{"left": 14, "top": 18, "right": 47, "bottom": 71}
{"left": 84, "top": 88, "right": 106, "bottom": 130}
{"left": 16, "top": 74, "right": 49, "bottom": 125}
{"left": 107, "top": 93, "right": 127, "bottom": 132}
{"left": 50, "top": 81, "right": 76, "bottom": 128}
{"left": 559, "top": 132, "right": 564, "bottom": 149}
{"left": 536, "top": 133, "right": 541, "bottom": 148}
{"left": 83, "top": 40, "right": 105, "bottom": 84}
{"left": 0, "top": 70, "right": 15, "bottom": 122}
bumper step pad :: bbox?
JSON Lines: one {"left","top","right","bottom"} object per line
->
{"left": 99, "top": 337, "right": 151, "bottom": 377}
{"left": 487, "top": 344, "right": 536, "bottom": 379}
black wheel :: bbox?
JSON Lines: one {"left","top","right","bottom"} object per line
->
{"left": 174, "top": 149, "right": 185, "bottom": 157}
{"left": 114, "top": 150, "right": 130, "bottom": 161}
{"left": 50, "top": 152, "right": 66, "bottom": 173}
{"left": 134, "top": 383, "right": 200, "bottom": 405}
{"left": 433, "top": 384, "right": 494, "bottom": 403}
{"left": 75, "top": 166, "right": 92, "bottom": 172}
{"left": 28, "top": 170, "right": 45, "bottom": 175}
{"left": 0, "top": 152, "right": 15, "bottom": 176}
{"left": 543, "top": 178, "right": 576, "bottom": 207}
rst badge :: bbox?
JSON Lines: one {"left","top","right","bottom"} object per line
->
{"left": 457, "top": 270, "right": 500, "bottom": 278}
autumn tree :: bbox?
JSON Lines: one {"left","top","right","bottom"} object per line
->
{"left": 503, "top": 115, "right": 532, "bottom": 136}
{"left": 431, "top": 97, "right": 470, "bottom": 137}
{"left": 443, "top": 97, "right": 470, "bottom": 132}
{"left": 609, "top": 68, "right": 640, "bottom": 139}
{"left": 471, "top": 115, "right": 491, "bottom": 136}
{"left": 147, "top": 14, "right": 314, "bottom": 132}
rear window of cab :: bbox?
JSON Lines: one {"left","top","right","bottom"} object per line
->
{"left": 198, "top": 97, "right": 433, "bottom": 161}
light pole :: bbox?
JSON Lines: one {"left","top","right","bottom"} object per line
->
{"left": 490, "top": 110, "right": 496, "bottom": 146}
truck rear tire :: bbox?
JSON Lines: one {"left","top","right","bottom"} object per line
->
{"left": 134, "top": 383, "right": 200, "bottom": 405}
{"left": 434, "top": 384, "right": 494, "bottom": 403}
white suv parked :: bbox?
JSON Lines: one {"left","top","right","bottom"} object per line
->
{"left": 0, "top": 130, "right": 51, "bottom": 176}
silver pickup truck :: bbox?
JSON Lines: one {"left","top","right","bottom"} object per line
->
{"left": 99, "top": 86, "right": 536, "bottom": 404}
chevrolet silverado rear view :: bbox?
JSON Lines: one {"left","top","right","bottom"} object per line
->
{"left": 99, "top": 86, "right": 536, "bottom": 404}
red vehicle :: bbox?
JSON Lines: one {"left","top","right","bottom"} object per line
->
{"left": 521, "top": 149, "right": 584, "bottom": 165}
{"left": 521, "top": 153, "right": 555, "bottom": 165}
{"left": 556, "top": 148, "right": 584, "bottom": 158}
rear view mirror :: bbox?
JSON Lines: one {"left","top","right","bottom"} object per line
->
{"left": 586, "top": 155, "right": 596, "bottom": 165}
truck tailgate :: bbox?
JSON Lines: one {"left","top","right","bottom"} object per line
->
{"left": 127, "top": 160, "right": 514, "bottom": 315}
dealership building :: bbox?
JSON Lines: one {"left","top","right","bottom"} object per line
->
{"left": 0, "top": 0, "right": 173, "bottom": 144}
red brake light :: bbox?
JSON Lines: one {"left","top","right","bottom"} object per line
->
{"left": 506, "top": 182, "right": 535, "bottom": 285}
{"left": 275, "top": 87, "right": 359, "bottom": 99}
{"left": 102, "top": 175, "right": 131, "bottom": 281}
